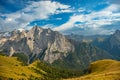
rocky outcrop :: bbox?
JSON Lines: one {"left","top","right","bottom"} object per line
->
{"left": 110, "top": 30, "right": 120, "bottom": 48}
{"left": 92, "top": 30, "right": 120, "bottom": 60}
{"left": 52, "top": 40, "right": 114, "bottom": 70}
{"left": 9, "top": 47, "right": 15, "bottom": 57}
{"left": 1, "top": 26, "right": 74, "bottom": 63}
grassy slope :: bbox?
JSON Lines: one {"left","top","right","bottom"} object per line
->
{"left": 0, "top": 55, "right": 41, "bottom": 80}
{"left": 0, "top": 55, "right": 83, "bottom": 80}
{"left": 65, "top": 59, "right": 120, "bottom": 80}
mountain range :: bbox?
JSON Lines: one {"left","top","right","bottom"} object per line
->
{"left": 92, "top": 30, "right": 120, "bottom": 60}
{"left": 0, "top": 26, "right": 120, "bottom": 79}
{"left": 66, "top": 30, "right": 120, "bottom": 60}
{"left": 0, "top": 26, "right": 74, "bottom": 64}
{"left": 0, "top": 26, "right": 115, "bottom": 69}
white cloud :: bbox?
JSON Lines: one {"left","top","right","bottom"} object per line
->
{"left": 77, "top": 8, "right": 85, "bottom": 12}
{"left": 56, "top": 9, "right": 74, "bottom": 14}
{"left": 22, "top": 1, "right": 70, "bottom": 20}
{"left": 6, "top": 18, "right": 13, "bottom": 22}
{"left": 0, "top": 1, "right": 71, "bottom": 32}
{"left": 42, "top": 24, "right": 55, "bottom": 29}
{"left": 54, "top": 4, "right": 120, "bottom": 32}
{"left": 56, "top": 18, "right": 62, "bottom": 20}
{"left": 104, "top": 4, "right": 120, "bottom": 12}
{"left": 53, "top": 15, "right": 85, "bottom": 31}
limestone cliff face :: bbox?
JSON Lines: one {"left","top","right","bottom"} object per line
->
{"left": 1, "top": 26, "right": 74, "bottom": 63}
{"left": 110, "top": 30, "right": 120, "bottom": 48}
{"left": 91, "top": 30, "right": 120, "bottom": 60}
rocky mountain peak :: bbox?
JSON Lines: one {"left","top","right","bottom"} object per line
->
{"left": 1, "top": 26, "right": 74, "bottom": 63}
{"left": 114, "top": 30, "right": 120, "bottom": 36}
{"left": 30, "top": 26, "right": 43, "bottom": 32}
{"left": 110, "top": 30, "right": 120, "bottom": 48}
{"left": 111, "top": 30, "right": 120, "bottom": 41}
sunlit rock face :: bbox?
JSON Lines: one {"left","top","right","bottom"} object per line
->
{"left": 1, "top": 26, "right": 74, "bottom": 63}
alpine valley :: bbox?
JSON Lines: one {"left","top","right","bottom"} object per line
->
{"left": 0, "top": 26, "right": 120, "bottom": 80}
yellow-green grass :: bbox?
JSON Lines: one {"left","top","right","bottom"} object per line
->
{"left": 0, "top": 55, "right": 83, "bottom": 80}
{"left": 0, "top": 55, "right": 41, "bottom": 79}
{"left": 65, "top": 59, "right": 120, "bottom": 80}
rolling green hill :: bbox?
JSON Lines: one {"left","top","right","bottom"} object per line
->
{"left": 0, "top": 55, "right": 82, "bottom": 80}
{"left": 0, "top": 55, "right": 41, "bottom": 80}
{"left": 65, "top": 59, "right": 120, "bottom": 80}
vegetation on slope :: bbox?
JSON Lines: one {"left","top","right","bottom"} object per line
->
{"left": 65, "top": 59, "right": 120, "bottom": 80}
{"left": 0, "top": 55, "right": 83, "bottom": 80}
{"left": 52, "top": 42, "right": 113, "bottom": 70}
{"left": 31, "top": 60, "right": 83, "bottom": 80}
{"left": 13, "top": 53, "right": 29, "bottom": 65}
{"left": 0, "top": 55, "right": 40, "bottom": 80}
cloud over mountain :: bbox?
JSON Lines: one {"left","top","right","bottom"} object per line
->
{"left": 0, "top": 0, "right": 72, "bottom": 32}
{"left": 0, "top": 0, "right": 120, "bottom": 35}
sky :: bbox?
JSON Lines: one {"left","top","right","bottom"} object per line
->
{"left": 0, "top": 0, "right": 120, "bottom": 35}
